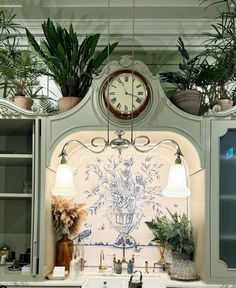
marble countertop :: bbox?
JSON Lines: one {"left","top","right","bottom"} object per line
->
{"left": 0, "top": 269, "right": 225, "bottom": 288}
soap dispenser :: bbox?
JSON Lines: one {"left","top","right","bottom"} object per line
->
{"left": 127, "top": 260, "right": 134, "bottom": 274}
{"left": 103, "top": 281, "right": 108, "bottom": 288}
{"left": 69, "top": 253, "right": 78, "bottom": 280}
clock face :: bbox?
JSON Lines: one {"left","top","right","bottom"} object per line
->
{"left": 102, "top": 69, "right": 151, "bottom": 119}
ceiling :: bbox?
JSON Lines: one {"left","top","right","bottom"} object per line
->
{"left": 1, "top": 0, "right": 218, "bottom": 50}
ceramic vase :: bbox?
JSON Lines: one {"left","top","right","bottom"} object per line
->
{"left": 56, "top": 234, "right": 73, "bottom": 271}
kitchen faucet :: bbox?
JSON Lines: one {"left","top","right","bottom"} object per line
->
{"left": 121, "top": 235, "right": 138, "bottom": 264}
{"left": 99, "top": 249, "right": 106, "bottom": 272}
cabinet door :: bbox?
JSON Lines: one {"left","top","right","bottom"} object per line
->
{"left": 31, "top": 118, "right": 41, "bottom": 276}
{"left": 211, "top": 120, "right": 236, "bottom": 277}
{"left": 0, "top": 118, "right": 40, "bottom": 280}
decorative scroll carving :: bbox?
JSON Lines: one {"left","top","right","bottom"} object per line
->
{"left": 207, "top": 104, "right": 236, "bottom": 118}
{"left": 95, "top": 55, "right": 150, "bottom": 78}
{"left": 119, "top": 55, "right": 133, "bottom": 67}
{"left": 0, "top": 99, "right": 43, "bottom": 116}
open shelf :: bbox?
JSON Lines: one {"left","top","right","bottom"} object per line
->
{"left": 220, "top": 195, "right": 236, "bottom": 201}
{"left": 220, "top": 235, "right": 236, "bottom": 241}
{"left": 0, "top": 193, "right": 32, "bottom": 199}
{"left": 0, "top": 154, "right": 32, "bottom": 165}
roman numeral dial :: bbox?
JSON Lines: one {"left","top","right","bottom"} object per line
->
{"left": 102, "top": 69, "right": 151, "bottom": 120}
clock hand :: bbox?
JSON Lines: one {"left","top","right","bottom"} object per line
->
{"left": 119, "top": 82, "right": 130, "bottom": 95}
{"left": 125, "top": 91, "right": 141, "bottom": 99}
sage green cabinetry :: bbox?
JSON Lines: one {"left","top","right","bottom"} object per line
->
{"left": 0, "top": 118, "right": 41, "bottom": 280}
{"left": 208, "top": 119, "right": 236, "bottom": 282}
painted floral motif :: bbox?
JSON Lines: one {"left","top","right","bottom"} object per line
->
{"left": 84, "top": 155, "right": 163, "bottom": 246}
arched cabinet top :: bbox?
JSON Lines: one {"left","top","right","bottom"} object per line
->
{"left": 0, "top": 99, "right": 43, "bottom": 119}
{"left": 44, "top": 55, "right": 206, "bottom": 167}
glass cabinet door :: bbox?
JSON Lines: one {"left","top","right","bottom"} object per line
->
{"left": 211, "top": 121, "right": 236, "bottom": 278}
{"left": 219, "top": 129, "right": 236, "bottom": 268}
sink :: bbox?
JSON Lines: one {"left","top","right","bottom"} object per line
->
{"left": 82, "top": 275, "right": 163, "bottom": 288}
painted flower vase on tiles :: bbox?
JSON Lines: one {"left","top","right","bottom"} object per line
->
{"left": 56, "top": 233, "right": 73, "bottom": 271}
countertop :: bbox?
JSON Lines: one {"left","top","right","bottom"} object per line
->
{"left": 0, "top": 268, "right": 226, "bottom": 288}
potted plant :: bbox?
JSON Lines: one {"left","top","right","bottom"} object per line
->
{"left": 26, "top": 19, "right": 118, "bottom": 112}
{"left": 0, "top": 48, "right": 45, "bottom": 110}
{"left": 196, "top": 53, "right": 235, "bottom": 110}
{"left": 145, "top": 209, "right": 194, "bottom": 261}
{"left": 167, "top": 209, "right": 194, "bottom": 260}
{"left": 145, "top": 215, "right": 172, "bottom": 265}
{"left": 0, "top": 10, "right": 49, "bottom": 110}
{"left": 160, "top": 37, "right": 203, "bottom": 115}
{"left": 51, "top": 196, "right": 86, "bottom": 271}
{"left": 198, "top": 0, "right": 236, "bottom": 110}
{"left": 0, "top": 10, "right": 20, "bottom": 91}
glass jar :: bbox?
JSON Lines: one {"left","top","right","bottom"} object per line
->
{"left": 115, "top": 260, "right": 122, "bottom": 274}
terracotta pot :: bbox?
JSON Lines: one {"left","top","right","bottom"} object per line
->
{"left": 13, "top": 96, "right": 33, "bottom": 110}
{"left": 56, "top": 234, "right": 73, "bottom": 271}
{"left": 58, "top": 97, "right": 81, "bottom": 112}
{"left": 215, "top": 99, "right": 233, "bottom": 111}
{"left": 171, "top": 90, "right": 202, "bottom": 115}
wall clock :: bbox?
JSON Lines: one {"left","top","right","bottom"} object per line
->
{"left": 102, "top": 69, "right": 151, "bottom": 119}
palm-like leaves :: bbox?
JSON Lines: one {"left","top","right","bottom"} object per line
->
{"left": 26, "top": 19, "right": 118, "bottom": 98}
{"left": 199, "top": 0, "right": 236, "bottom": 10}
{"left": 0, "top": 10, "right": 21, "bottom": 45}
{"left": 0, "top": 10, "right": 22, "bottom": 95}
{"left": 204, "top": 9, "right": 236, "bottom": 49}
{"left": 199, "top": 0, "right": 236, "bottom": 98}
{"left": 0, "top": 48, "right": 45, "bottom": 97}
{"left": 160, "top": 37, "right": 202, "bottom": 90}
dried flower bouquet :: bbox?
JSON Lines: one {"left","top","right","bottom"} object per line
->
{"left": 51, "top": 196, "right": 86, "bottom": 236}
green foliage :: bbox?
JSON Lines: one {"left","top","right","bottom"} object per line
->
{"left": 160, "top": 37, "right": 202, "bottom": 91}
{"left": 166, "top": 208, "right": 194, "bottom": 255}
{"left": 199, "top": 0, "right": 236, "bottom": 11}
{"left": 26, "top": 19, "right": 118, "bottom": 98}
{"left": 145, "top": 215, "right": 172, "bottom": 246}
{"left": 0, "top": 10, "right": 46, "bottom": 98}
{"left": 36, "top": 98, "right": 59, "bottom": 116}
{"left": 0, "top": 10, "right": 20, "bottom": 45}
{"left": 145, "top": 209, "right": 194, "bottom": 256}
{"left": 0, "top": 10, "right": 20, "bottom": 95}
{"left": 0, "top": 48, "right": 45, "bottom": 97}
{"left": 199, "top": 0, "right": 236, "bottom": 100}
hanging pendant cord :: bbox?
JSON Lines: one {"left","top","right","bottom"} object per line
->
{"left": 107, "top": 0, "right": 110, "bottom": 144}
{"left": 131, "top": 0, "right": 135, "bottom": 143}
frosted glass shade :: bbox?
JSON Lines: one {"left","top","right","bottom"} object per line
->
{"left": 51, "top": 164, "right": 77, "bottom": 196}
{"left": 163, "top": 163, "right": 190, "bottom": 198}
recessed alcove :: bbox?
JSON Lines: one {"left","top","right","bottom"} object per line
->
{"left": 44, "top": 130, "right": 204, "bottom": 277}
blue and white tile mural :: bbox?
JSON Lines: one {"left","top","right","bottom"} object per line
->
{"left": 70, "top": 147, "right": 188, "bottom": 248}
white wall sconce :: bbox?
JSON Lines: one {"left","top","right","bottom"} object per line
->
{"left": 51, "top": 154, "right": 77, "bottom": 196}
{"left": 163, "top": 152, "right": 190, "bottom": 198}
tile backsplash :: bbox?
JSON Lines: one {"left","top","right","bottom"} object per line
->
{"left": 68, "top": 146, "right": 188, "bottom": 267}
